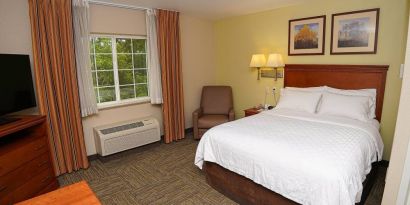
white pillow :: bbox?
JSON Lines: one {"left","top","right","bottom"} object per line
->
{"left": 325, "top": 86, "right": 376, "bottom": 119}
{"left": 276, "top": 89, "right": 322, "bottom": 113}
{"left": 318, "top": 92, "right": 371, "bottom": 121}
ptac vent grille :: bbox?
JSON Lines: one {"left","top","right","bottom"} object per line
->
{"left": 100, "top": 121, "right": 144, "bottom": 135}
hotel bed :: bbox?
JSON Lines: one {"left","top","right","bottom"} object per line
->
{"left": 194, "top": 64, "right": 388, "bottom": 205}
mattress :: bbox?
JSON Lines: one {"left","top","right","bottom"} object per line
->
{"left": 194, "top": 109, "right": 383, "bottom": 205}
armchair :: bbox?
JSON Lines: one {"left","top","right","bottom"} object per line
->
{"left": 193, "top": 86, "right": 234, "bottom": 139}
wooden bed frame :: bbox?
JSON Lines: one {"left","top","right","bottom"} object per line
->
{"left": 203, "top": 64, "right": 389, "bottom": 205}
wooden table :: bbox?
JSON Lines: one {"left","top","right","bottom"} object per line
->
{"left": 16, "top": 181, "right": 101, "bottom": 205}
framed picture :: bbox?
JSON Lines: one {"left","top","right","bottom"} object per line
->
{"left": 331, "top": 8, "right": 380, "bottom": 54}
{"left": 261, "top": 69, "right": 283, "bottom": 79}
{"left": 288, "top": 15, "right": 326, "bottom": 56}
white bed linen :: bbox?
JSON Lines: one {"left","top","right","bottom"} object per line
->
{"left": 194, "top": 109, "right": 383, "bottom": 205}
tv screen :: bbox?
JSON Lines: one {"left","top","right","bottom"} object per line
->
{"left": 0, "top": 54, "right": 37, "bottom": 116}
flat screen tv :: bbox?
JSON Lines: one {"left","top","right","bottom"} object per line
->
{"left": 0, "top": 54, "right": 37, "bottom": 123}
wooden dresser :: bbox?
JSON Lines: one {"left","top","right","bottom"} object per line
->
{"left": 0, "top": 115, "right": 59, "bottom": 205}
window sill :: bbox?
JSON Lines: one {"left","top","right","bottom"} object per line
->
{"left": 97, "top": 97, "right": 151, "bottom": 110}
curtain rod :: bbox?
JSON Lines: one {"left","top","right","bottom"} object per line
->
{"left": 88, "top": 0, "right": 150, "bottom": 11}
{"left": 87, "top": 0, "right": 179, "bottom": 13}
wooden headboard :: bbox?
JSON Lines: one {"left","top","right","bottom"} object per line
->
{"left": 284, "top": 64, "right": 389, "bottom": 121}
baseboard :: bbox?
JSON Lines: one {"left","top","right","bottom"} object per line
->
{"left": 380, "top": 160, "right": 389, "bottom": 168}
{"left": 160, "top": 127, "right": 193, "bottom": 140}
{"left": 185, "top": 127, "right": 193, "bottom": 134}
{"left": 88, "top": 154, "right": 98, "bottom": 162}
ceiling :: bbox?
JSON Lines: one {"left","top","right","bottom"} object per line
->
{"left": 97, "top": 0, "right": 309, "bottom": 20}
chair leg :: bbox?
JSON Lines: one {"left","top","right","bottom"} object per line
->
{"left": 194, "top": 126, "right": 199, "bottom": 140}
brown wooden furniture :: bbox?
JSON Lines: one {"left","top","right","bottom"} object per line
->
{"left": 0, "top": 115, "right": 58, "bottom": 205}
{"left": 193, "top": 86, "right": 235, "bottom": 139}
{"left": 284, "top": 64, "right": 388, "bottom": 121}
{"left": 16, "top": 181, "right": 101, "bottom": 205}
{"left": 244, "top": 108, "right": 262, "bottom": 117}
{"left": 203, "top": 64, "right": 389, "bottom": 205}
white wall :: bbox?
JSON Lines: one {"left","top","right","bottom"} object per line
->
{"left": 83, "top": 4, "right": 217, "bottom": 155}
{"left": 382, "top": 13, "right": 410, "bottom": 205}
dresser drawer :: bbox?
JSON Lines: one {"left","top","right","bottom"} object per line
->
{"left": 11, "top": 166, "right": 55, "bottom": 203}
{"left": 0, "top": 152, "right": 52, "bottom": 198}
{"left": 0, "top": 193, "right": 12, "bottom": 205}
{"left": 0, "top": 135, "right": 48, "bottom": 176}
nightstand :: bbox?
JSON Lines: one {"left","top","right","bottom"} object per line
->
{"left": 244, "top": 107, "right": 262, "bottom": 117}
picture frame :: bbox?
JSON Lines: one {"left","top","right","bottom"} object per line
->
{"left": 261, "top": 69, "right": 283, "bottom": 79}
{"left": 288, "top": 15, "right": 326, "bottom": 56}
{"left": 331, "top": 8, "right": 380, "bottom": 54}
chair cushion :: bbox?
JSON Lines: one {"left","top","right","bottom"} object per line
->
{"left": 198, "top": 115, "right": 229, "bottom": 129}
{"left": 201, "top": 86, "right": 233, "bottom": 115}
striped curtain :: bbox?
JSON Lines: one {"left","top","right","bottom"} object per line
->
{"left": 28, "top": 0, "right": 89, "bottom": 175}
{"left": 157, "top": 9, "right": 185, "bottom": 143}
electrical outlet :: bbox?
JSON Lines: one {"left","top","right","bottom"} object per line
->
{"left": 400, "top": 64, "right": 404, "bottom": 79}
{"left": 272, "top": 87, "right": 277, "bottom": 95}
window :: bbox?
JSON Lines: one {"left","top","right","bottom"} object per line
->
{"left": 89, "top": 35, "right": 149, "bottom": 107}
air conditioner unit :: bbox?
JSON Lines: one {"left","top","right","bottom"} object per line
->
{"left": 94, "top": 117, "right": 160, "bottom": 156}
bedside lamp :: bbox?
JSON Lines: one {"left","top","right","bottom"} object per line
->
{"left": 266, "top": 53, "right": 284, "bottom": 81}
{"left": 249, "top": 54, "right": 266, "bottom": 80}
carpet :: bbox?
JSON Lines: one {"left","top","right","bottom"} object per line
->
{"left": 58, "top": 134, "right": 386, "bottom": 205}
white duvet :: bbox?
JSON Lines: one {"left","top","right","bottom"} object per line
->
{"left": 194, "top": 109, "right": 383, "bottom": 205}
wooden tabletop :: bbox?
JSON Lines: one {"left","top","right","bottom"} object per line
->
{"left": 16, "top": 181, "right": 101, "bottom": 205}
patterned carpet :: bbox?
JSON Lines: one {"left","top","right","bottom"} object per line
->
{"left": 58, "top": 134, "right": 386, "bottom": 205}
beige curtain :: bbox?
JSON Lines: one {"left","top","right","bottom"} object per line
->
{"left": 28, "top": 0, "right": 89, "bottom": 175}
{"left": 72, "top": 0, "right": 98, "bottom": 117}
{"left": 146, "top": 9, "right": 163, "bottom": 104}
{"left": 157, "top": 9, "right": 185, "bottom": 143}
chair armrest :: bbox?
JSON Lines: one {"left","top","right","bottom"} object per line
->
{"left": 228, "top": 108, "right": 235, "bottom": 121}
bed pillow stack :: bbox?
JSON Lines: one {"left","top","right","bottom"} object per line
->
{"left": 276, "top": 86, "right": 377, "bottom": 122}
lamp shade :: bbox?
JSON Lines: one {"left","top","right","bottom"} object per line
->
{"left": 266, "top": 53, "right": 284, "bottom": 68}
{"left": 249, "top": 54, "right": 266, "bottom": 68}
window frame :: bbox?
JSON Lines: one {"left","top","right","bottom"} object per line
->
{"left": 89, "top": 34, "right": 150, "bottom": 109}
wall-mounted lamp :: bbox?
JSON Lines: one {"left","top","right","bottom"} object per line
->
{"left": 266, "top": 53, "right": 284, "bottom": 81}
{"left": 249, "top": 54, "right": 266, "bottom": 80}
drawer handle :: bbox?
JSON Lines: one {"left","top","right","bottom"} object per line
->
{"left": 34, "top": 144, "right": 46, "bottom": 151}
{"left": 37, "top": 160, "right": 49, "bottom": 167}
{"left": 41, "top": 176, "right": 51, "bottom": 183}
{"left": 0, "top": 186, "right": 7, "bottom": 192}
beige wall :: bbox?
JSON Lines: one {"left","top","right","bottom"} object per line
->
{"left": 83, "top": 5, "right": 216, "bottom": 155}
{"left": 180, "top": 14, "right": 217, "bottom": 128}
{"left": 214, "top": 0, "right": 410, "bottom": 160}
{"left": 89, "top": 4, "right": 146, "bottom": 35}
{"left": 382, "top": 13, "right": 410, "bottom": 205}
{"left": 0, "top": 0, "right": 32, "bottom": 56}
{"left": 0, "top": 0, "right": 39, "bottom": 115}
